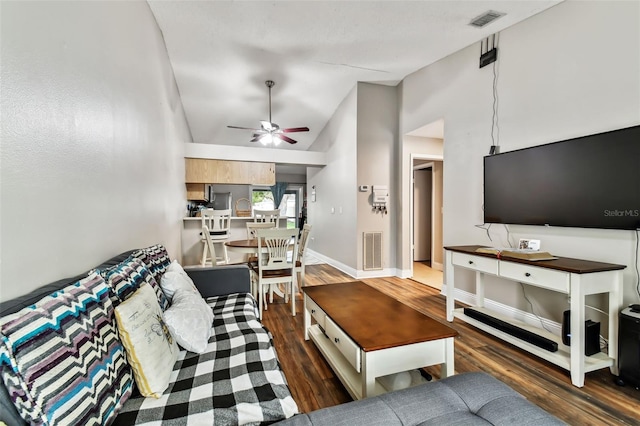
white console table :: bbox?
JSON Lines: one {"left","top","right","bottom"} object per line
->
{"left": 444, "top": 245, "right": 625, "bottom": 387}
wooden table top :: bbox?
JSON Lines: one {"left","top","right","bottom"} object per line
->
{"left": 445, "top": 245, "right": 626, "bottom": 274}
{"left": 225, "top": 239, "right": 258, "bottom": 248}
{"left": 303, "top": 281, "right": 457, "bottom": 352}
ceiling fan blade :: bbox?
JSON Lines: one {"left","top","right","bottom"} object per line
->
{"left": 228, "top": 125, "right": 259, "bottom": 131}
{"left": 280, "top": 127, "right": 309, "bottom": 133}
{"left": 275, "top": 134, "right": 298, "bottom": 144}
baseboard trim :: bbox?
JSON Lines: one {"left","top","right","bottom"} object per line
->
{"left": 306, "top": 249, "right": 394, "bottom": 279}
{"left": 441, "top": 284, "right": 562, "bottom": 336}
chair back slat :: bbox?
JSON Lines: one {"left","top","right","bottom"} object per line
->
{"left": 297, "top": 224, "right": 312, "bottom": 261}
{"left": 256, "top": 228, "right": 298, "bottom": 272}
{"left": 253, "top": 209, "right": 281, "bottom": 228}
{"left": 246, "top": 222, "right": 275, "bottom": 239}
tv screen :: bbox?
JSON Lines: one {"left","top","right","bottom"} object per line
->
{"left": 484, "top": 125, "right": 640, "bottom": 230}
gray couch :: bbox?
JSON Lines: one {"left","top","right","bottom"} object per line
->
{"left": 0, "top": 248, "right": 297, "bottom": 425}
{"left": 275, "top": 372, "right": 565, "bottom": 425}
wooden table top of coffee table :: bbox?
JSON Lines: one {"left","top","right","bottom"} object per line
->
{"left": 303, "top": 281, "right": 458, "bottom": 352}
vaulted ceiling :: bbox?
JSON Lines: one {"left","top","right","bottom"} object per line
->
{"left": 148, "top": 1, "right": 562, "bottom": 151}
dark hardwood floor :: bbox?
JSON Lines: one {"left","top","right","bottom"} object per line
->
{"left": 260, "top": 263, "right": 640, "bottom": 425}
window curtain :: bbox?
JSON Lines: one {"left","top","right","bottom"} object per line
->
{"left": 270, "top": 182, "right": 288, "bottom": 209}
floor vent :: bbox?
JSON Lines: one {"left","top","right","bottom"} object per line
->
{"left": 469, "top": 10, "right": 505, "bottom": 28}
{"left": 363, "top": 232, "right": 382, "bottom": 271}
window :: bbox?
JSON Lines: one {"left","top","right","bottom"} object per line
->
{"left": 250, "top": 185, "right": 302, "bottom": 229}
{"left": 251, "top": 189, "right": 275, "bottom": 210}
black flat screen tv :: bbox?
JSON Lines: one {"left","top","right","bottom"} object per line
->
{"left": 484, "top": 125, "right": 640, "bottom": 230}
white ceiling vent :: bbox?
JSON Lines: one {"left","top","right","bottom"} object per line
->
{"left": 469, "top": 11, "right": 505, "bottom": 28}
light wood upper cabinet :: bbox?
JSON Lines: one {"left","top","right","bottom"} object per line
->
{"left": 185, "top": 183, "right": 206, "bottom": 200}
{"left": 185, "top": 158, "right": 275, "bottom": 185}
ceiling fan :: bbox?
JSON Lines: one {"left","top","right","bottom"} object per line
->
{"left": 227, "top": 80, "right": 309, "bottom": 145}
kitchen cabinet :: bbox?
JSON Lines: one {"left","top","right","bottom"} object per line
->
{"left": 185, "top": 159, "right": 275, "bottom": 185}
{"left": 186, "top": 183, "right": 206, "bottom": 201}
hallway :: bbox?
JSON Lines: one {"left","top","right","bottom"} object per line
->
{"left": 411, "top": 261, "right": 443, "bottom": 290}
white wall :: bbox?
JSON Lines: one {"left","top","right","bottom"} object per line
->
{"left": 307, "top": 86, "right": 358, "bottom": 271}
{"left": 400, "top": 1, "right": 640, "bottom": 322}
{"left": 0, "top": 2, "right": 190, "bottom": 300}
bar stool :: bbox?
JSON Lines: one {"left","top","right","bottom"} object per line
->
{"left": 200, "top": 209, "right": 231, "bottom": 266}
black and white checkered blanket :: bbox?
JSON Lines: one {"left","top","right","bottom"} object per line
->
{"left": 114, "top": 293, "right": 299, "bottom": 425}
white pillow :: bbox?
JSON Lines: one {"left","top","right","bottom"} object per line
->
{"left": 160, "top": 260, "right": 198, "bottom": 300}
{"left": 163, "top": 289, "right": 214, "bottom": 354}
{"left": 115, "top": 283, "right": 179, "bottom": 398}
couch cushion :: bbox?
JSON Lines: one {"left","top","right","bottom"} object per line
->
{"left": 131, "top": 244, "right": 172, "bottom": 288}
{"left": 0, "top": 272, "right": 133, "bottom": 425}
{"left": 114, "top": 283, "right": 179, "bottom": 398}
{"left": 163, "top": 289, "right": 213, "bottom": 354}
{"left": 114, "top": 293, "right": 299, "bottom": 425}
{"left": 159, "top": 260, "right": 198, "bottom": 301}
{"left": 99, "top": 256, "right": 168, "bottom": 311}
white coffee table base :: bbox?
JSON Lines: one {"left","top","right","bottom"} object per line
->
{"left": 307, "top": 323, "right": 454, "bottom": 400}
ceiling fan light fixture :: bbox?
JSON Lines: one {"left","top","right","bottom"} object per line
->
{"left": 227, "top": 79, "right": 309, "bottom": 145}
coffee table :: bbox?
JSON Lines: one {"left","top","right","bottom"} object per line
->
{"left": 303, "top": 281, "right": 458, "bottom": 400}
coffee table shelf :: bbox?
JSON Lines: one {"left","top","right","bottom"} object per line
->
{"left": 308, "top": 325, "right": 386, "bottom": 400}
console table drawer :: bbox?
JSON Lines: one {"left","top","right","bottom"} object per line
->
{"left": 325, "top": 317, "right": 361, "bottom": 373}
{"left": 499, "top": 262, "right": 569, "bottom": 293}
{"left": 306, "top": 297, "right": 326, "bottom": 329}
{"left": 452, "top": 252, "right": 498, "bottom": 275}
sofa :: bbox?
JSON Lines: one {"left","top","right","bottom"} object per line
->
{"left": 274, "top": 372, "right": 565, "bottom": 425}
{"left": 0, "top": 245, "right": 298, "bottom": 425}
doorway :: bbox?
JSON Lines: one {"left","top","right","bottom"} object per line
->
{"left": 411, "top": 158, "right": 443, "bottom": 290}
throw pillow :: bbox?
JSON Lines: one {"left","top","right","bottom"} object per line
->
{"left": 0, "top": 273, "right": 133, "bottom": 425}
{"left": 115, "top": 283, "right": 179, "bottom": 398}
{"left": 131, "top": 244, "right": 172, "bottom": 285}
{"left": 163, "top": 289, "right": 213, "bottom": 353}
{"left": 99, "top": 256, "right": 169, "bottom": 311}
{"left": 159, "top": 260, "right": 198, "bottom": 301}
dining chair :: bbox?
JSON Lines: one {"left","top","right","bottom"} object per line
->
{"left": 249, "top": 228, "right": 298, "bottom": 319}
{"left": 246, "top": 222, "right": 276, "bottom": 240}
{"left": 243, "top": 222, "right": 276, "bottom": 266}
{"left": 200, "top": 226, "right": 228, "bottom": 266}
{"left": 253, "top": 209, "right": 281, "bottom": 228}
{"left": 200, "top": 209, "right": 231, "bottom": 265}
{"left": 294, "top": 224, "right": 312, "bottom": 291}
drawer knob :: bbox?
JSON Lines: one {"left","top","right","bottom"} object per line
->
{"left": 468, "top": 260, "right": 474, "bottom": 265}
{"left": 525, "top": 272, "right": 531, "bottom": 277}
{"left": 334, "top": 337, "right": 340, "bottom": 343}
{"left": 311, "top": 309, "right": 316, "bottom": 313}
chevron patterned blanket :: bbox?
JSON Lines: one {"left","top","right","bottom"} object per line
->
{"left": 114, "top": 293, "right": 299, "bottom": 425}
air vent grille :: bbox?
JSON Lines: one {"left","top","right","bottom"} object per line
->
{"left": 469, "top": 10, "right": 505, "bottom": 28}
{"left": 363, "top": 232, "right": 382, "bottom": 271}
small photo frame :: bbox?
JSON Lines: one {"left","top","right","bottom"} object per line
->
{"left": 518, "top": 239, "right": 540, "bottom": 251}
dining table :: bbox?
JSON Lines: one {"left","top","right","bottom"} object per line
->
{"left": 225, "top": 238, "right": 263, "bottom": 254}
